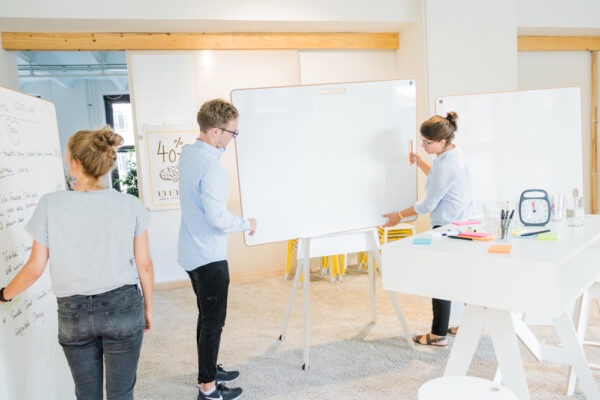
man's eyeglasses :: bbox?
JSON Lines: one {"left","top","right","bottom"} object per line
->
{"left": 219, "top": 127, "right": 239, "bottom": 139}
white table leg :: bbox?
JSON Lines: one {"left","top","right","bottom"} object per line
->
{"left": 552, "top": 311, "right": 599, "bottom": 399}
{"left": 387, "top": 291, "right": 415, "bottom": 348}
{"left": 487, "top": 310, "right": 531, "bottom": 400}
{"left": 444, "top": 305, "right": 486, "bottom": 376}
{"left": 567, "top": 292, "right": 589, "bottom": 395}
{"left": 445, "top": 305, "right": 531, "bottom": 400}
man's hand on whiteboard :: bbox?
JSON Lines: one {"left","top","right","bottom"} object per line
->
{"left": 248, "top": 218, "right": 257, "bottom": 236}
{"left": 382, "top": 212, "right": 402, "bottom": 228}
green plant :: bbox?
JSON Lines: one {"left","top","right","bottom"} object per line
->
{"left": 115, "top": 153, "right": 139, "bottom": 197}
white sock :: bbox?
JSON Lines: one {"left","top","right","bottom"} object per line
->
{"left": 201, "top": 386, "right": 216, "bottom": 395}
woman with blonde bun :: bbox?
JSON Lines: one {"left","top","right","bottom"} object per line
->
{"left": 0, "top": 127, "right": 154, "bottom": 400}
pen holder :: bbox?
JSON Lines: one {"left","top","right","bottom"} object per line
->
{"left": 494, "top": 218, "right": 513, "bottom": 243}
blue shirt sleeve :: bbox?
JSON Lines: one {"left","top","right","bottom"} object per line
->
{"left": 413, "top": 161, "right": 454, "bottom": 215}
{"left": 200, "top": 165, "right": 250, "bottom": 233}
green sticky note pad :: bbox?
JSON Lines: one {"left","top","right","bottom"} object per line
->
{"left": 512, "top": 228, "right": 528, "bottom": 237}
{"left": 536, "top": 232, "right": 559, "bottom": 241}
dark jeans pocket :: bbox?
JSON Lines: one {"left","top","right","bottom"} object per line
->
{"left": 57, "top": 311, "right": 79, "bottom": 345}
{"left": 105, "top": 299, "right": 144, "bottom": 339}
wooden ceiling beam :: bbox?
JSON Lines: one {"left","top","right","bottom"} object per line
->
{"left": 2, "top": 32, "right": 399, "bottom": 51}
{"left": 518, "top": 36, "right": 600, "bottom": 51}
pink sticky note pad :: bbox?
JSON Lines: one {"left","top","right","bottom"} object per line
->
{"left": 452, "top": 219, "right": 481, "bottom": 226}
{"left": 457, "top": 232, "right": 491, "bottom": 239}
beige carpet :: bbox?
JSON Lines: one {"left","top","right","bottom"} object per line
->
{"left": 136, "top": 268, "right": 599, "bottom": 399}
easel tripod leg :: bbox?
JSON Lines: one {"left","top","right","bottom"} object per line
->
{"left": 279, "top": 256, "right": 304, "bottom": 340}
{"left": 302, "top": 257, "right": 310, "bottom": 370}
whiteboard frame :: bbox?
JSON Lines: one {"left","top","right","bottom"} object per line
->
{"left": 232, "top": 79, "right": 417, "bottom": 246}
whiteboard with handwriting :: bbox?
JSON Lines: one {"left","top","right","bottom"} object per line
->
{"left": 436, "top": 87, "right": 583, "bottom": 205}
{"left": 0, "top": 86, "right": 73, "bottom": 399}
{"left": 232, "top": 79, "right": 417, "bottom": 245}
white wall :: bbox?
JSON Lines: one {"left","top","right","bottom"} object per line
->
{"left": 0, "top": 0, "right": 415, "bottom": 32}
{"left": 0, "top": 47, "right": 18, "bottom": 90}
{"left": 518, "top": 0, "right": 600, "bottom": 33}
{"left": 20, "top": 79, "right": 129, "bottom": 153}
{"left": 424, "top": 0, "right": 518, "bottom": 109}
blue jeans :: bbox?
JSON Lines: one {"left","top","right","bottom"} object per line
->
{"left": 57, "top": 284, "right": 145, "bottom": 400}
{"left": 187, "top": 260, "right": 230, "bottom": 384}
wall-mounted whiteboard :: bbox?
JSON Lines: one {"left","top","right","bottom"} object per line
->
{"left": 232, "top": 80, "right": 417, "bottom": 245}
{"left": 436, "top": 87, "right": 583, "bottom": 205}
{"left": 0, "top": 87, "right": 73, "bottom": 399}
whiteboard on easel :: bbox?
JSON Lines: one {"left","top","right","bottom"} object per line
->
{"left": 232, "top": 79, "right": 417, "bottom": 246}
{"left": 0, "top": 86, "right": 73, "bottom": 399}
{"left": 436, "top": 87, "right": 583, "bottom": 204}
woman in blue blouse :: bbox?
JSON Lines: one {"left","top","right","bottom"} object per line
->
{"left": 383, "top": 112, "right": 473, "bottom": 347}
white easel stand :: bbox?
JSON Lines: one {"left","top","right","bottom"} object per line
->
{"left": 278, "top": 228, "right": 414, "bottom": 370}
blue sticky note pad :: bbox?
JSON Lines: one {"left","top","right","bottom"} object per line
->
{"left": 412, "top": 237, "right": 432, "bottom": 245}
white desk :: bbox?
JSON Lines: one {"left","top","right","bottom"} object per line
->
{"left": 382, "top": 216, "right": 600, "bottom": 400}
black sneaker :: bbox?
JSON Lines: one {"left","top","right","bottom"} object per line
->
{"left": 216, "top": 364, "right": 239, "bottom": 384}
{"left": 197, "top": 383, "right": 243, "bottom": 400}
{"left": 196, "top": 365, "right": 240, "bottom": 389}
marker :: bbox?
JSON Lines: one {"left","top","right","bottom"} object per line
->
{"left": 520, "top": 229, "right": 551, "bottom": 237}
{"left": 447, "top": 235, "right": 473, "bottom": 241}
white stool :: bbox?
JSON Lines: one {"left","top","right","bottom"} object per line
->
{"left": 418, "top": 376, "right": 518, "bottom": 400}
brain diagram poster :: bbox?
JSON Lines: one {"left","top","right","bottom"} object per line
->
{"left": 142, "top": 127, "right": 197, "bottom": 209}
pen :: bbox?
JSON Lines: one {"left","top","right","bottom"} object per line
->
{"left": 447, "top": 235, "right": 473, "bottom": 241}
{"left": 520, "top": 229, "right": 551, "bottom": 237}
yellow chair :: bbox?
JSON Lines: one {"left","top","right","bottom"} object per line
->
{"left": 284, "top": 239, "right": 345, "bottom": 282}
{"left": 284, "top": 239, "right": 298, "bottom": 279}
{"left": 358, "top": 223, "right": 415, "bottom": 271}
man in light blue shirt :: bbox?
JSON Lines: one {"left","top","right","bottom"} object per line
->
{"left": 178, "top": 99, "right": 256, "bottom": 400}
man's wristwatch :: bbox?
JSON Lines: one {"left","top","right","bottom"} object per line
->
{"left": 0, "top": 287, "right": 12, "bottom": 303}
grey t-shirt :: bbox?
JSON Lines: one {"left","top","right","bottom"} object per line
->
{"left": 25, "top": 189, "right": 150, "bottom": 297}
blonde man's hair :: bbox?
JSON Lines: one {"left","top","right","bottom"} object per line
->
{"left": 197, "top": 99, "right": 239, "bottom": 133}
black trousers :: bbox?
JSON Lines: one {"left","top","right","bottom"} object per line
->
{"left": 187, "top": 260, "right": 230, "bottom": 384}
{"left": 431, "top": 225, "right": 451, "bottom": 336}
